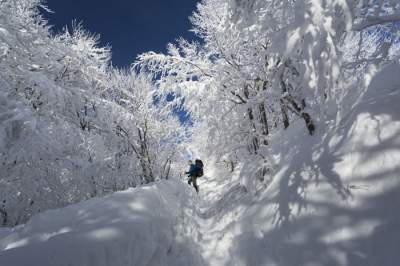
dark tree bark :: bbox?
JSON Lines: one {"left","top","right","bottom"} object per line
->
{"left": 280, "top": 99, "right": 290, "bottom": 129}
{"left": 243, "top": 85, "right": 260, "bottom": 154}
{"left": 284, "top": 95, "right": 315, "bottom": 135}
{"left": 258, "top": 103, "right": 269, "bottom": 145}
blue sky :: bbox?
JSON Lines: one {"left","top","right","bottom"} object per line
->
{"left": 42, "top": 0, "right": 200, "bottom": 68}
{"left": 41, "top": 0, "right": 199, "bottom": 124}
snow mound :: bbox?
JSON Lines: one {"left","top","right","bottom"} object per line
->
{"left": 0, "top": 180, "right": 204, "bottom": 266}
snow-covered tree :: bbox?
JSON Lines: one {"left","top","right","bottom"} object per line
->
{"left": 136, "top": 0, "right": 400, "bottom": 190}
{"left": 0, "top": 0, "right": 185, "bottom": 226}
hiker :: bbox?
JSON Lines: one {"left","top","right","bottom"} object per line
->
{"left": 185, "top": 159, "right": 204, "bottom": 193}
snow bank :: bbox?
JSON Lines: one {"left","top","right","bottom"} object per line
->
{"left": 0, "top": 179, "right": 203, "bottom": 266}
{"left": 194, "top": 62, "right": 400, "bottom": 266}
{"left": 236, "top": 63, "right": 400, "bottom": 266}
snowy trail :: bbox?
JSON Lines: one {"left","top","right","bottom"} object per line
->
{"left": 0, "top": 173, "right": 241, "bottom": 266}
{"left": 189, "top": 169, "right": 250, "bottom": 266}
{"left": 0, "top": 171, "right": 244, "bottom": 266}
{"left": 194, "top": 176, "right": 232, "bottom": 266}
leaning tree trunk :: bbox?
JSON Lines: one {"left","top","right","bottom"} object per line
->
{"left": 284, "top": 95, "right": 315, "bottom": 135}
{"left": 279, "top": 70, "right": 315, "bottom": 135}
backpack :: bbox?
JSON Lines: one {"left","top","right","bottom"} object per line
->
{"left": 195, "top": 159, "right": 204, "bottom": 177}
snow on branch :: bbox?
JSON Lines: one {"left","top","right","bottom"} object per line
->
{"left": 353, "top": 13, "right": 400, "bottom": 31}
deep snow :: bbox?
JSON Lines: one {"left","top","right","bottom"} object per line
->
{"left": 0, "top": 180, "right": 204, "bottom": 266}
{"left": 0, "top": 63, "right": 399, "bottom": 266}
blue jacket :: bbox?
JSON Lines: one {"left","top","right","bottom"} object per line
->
{"left": 186, "top": 164, "right": 200, "bottom": 177}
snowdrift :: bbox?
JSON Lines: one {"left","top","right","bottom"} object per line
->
{"left": 0, "top": 180, "right": 203, "bottom": 266}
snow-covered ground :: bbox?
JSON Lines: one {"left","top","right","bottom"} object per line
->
{"left": 0, "top": 180, "right": 204, "bottom": 266}
{"left": 1, "top": 63, "right": 399, "bottom": 266}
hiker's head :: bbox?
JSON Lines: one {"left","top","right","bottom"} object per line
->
{"left": 188, "top": 160, "right": 193, "bottom": 165}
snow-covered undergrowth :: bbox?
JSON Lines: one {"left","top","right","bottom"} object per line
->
{"left": 0, "top": 180, "right": 204, "bottom": 266}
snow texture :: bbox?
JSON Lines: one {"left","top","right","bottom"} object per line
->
{"left": 0, "top": 180, "right": 204, "bottom": 266}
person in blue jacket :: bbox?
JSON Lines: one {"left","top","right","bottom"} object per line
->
{"left": 185, "top": 160, "right": 200, "bottom": 193}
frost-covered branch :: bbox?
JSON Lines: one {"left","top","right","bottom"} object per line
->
{"left": 353, "top": 13, "right": 400, "bottom": 31}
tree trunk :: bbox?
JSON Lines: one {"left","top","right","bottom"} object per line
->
{"left": 285, "top": 96, "right": 315, "bottom": 135}
{"left": 280, "top": 99, "right": 290, "bottom": 129}
{"left": 247, "top": 107, "right": 259, "bottom": 154}
{"left": 258, "top": 103, "right": 269, "bottom": 145}
{"left": 244, "top": 85, "right": 260, "bottom": 154}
